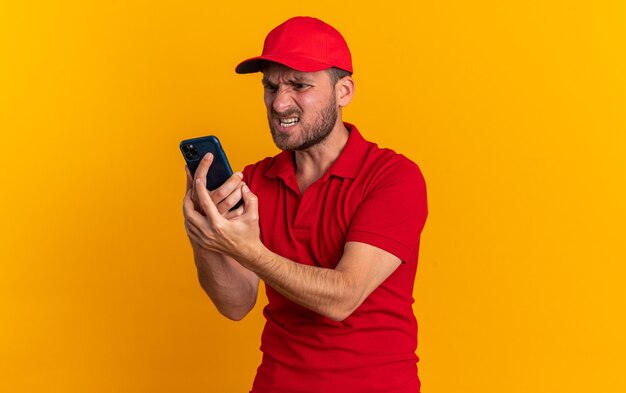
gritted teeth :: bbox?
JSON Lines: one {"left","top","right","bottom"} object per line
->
{"left": 279, "top": 117, "right": 299, "bottom": 127}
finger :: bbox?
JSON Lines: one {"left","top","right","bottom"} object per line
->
{"left": 241, "top": 183, "right": 259, "bottom": 220}
{"left": 190, "top": 187, "right": 202, "bottom": 215}
{"left": 183, "top": 195, "right": 204, "bottom": 246}
{"left": 183, "top": 206, "right": 204, "bottom": 236}
{"left": 184, "top": 219, "right": 199, "bottom": 242}
{"left": 211, "top": 172, "right": 244, "bottom": 208}
{"left": 184, "top": 191, "right": 218, "bottom": 242}
{"left": 185, "top": 166, "right": 197, "bottom": 207}
{"left": 183, "top": 188, "right": 195, "bottom": 217}
{"left": 195, "top": 178, "right": 224, "bottom": 222}
{"left": 184, "top": 218, "right": 203, "bottom": 246}
{"left": 183, "top": 187, "right": 205, "bottom": 221}
{"left": 223, "top": 205, "right": 244, "bottom": 220}
{"left": 186, "top": 221, "right": 213, "bottom": 252}
{"left": 185, "top": 165, "right": 193, "bottom": 191}
{"left": 216, "top": 183, "right": 244, "bottom": 215}
{"left": 187, "top": 166, "right": 204, "bottom": 213}
{"left": 194, "top": 152, "right": 214, "bottom": 188}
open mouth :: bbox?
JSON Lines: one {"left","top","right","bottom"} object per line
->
{"left": 279, "top": 117, "right": 300, "bottom": 128}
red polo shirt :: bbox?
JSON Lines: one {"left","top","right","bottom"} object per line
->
{"left": 243, "top": 123, "right": 428, "bottom": 393}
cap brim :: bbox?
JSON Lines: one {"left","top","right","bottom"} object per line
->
{"left": 235, "top": 54, "right": 336, "bottom": 74}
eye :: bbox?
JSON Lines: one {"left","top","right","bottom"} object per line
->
{"left": 263, "top": 84, "right": 277, "bottom": 93}
{"left": 294, "top": 83, "right": 309, "bottom": 91}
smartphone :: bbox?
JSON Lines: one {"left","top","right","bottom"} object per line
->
{"left": 180, "top": 135, "right": 243, "bottom": 209}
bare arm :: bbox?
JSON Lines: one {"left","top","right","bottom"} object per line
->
{"left": 249, "top": 241, "right": 401, "bottom": 321}
{"left": 184, "top": 175, "right": 402, "bottom": 322}
{"left": 183, "top": 154, "right": 259, "bottom": 320}
{"left": 190, "top": 246, "right": 259, "bottom": 321}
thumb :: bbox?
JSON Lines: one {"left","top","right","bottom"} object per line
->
{"left": 241, "top": 183, "right": 258, "bottom": 218}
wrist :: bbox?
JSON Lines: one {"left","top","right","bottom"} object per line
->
{"left": 238, "top": 240, "right": 269, "bottom": 272}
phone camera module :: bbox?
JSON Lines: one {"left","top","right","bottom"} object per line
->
{"left": 182, "top": 144, "right": 200, "bottom": 160}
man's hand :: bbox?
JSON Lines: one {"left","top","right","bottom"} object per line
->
{"left": 182, "top": 154, "right": 400, "bottom": 323}
{"left": 181, "top": 153, "right": 261, "bottom": 321}
{"left": 183, "top": 152, "right": 244, "bottom": 255}
{"left": 183, "top": 165, "right": 263, "bottom": 264}
{"left": 185, "top": 152, "right": 244, "bottom": 219}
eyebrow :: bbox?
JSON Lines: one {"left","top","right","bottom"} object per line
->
{"left": 289, "top": 75, "right": 315, "bottom": 84}
{"left": 262, "top": 75, "right": 315, "bottom": 86}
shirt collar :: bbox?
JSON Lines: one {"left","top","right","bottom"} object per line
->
{"left": 326, "top": 122, "right": 368, "bottom": 179}
{"left": 265, "top": 122, "right": 369, "bottom": 181}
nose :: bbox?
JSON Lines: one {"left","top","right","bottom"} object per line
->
{"left": 271, "top": 87, "right": 295, "bottom": 114}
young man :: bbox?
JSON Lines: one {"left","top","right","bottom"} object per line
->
{"left": 183, "top": 16, "right": 428, "bottom": 393}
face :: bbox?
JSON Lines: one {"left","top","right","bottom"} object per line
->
{"left": 262, "top": 63, "right": 339, "bottom": 151}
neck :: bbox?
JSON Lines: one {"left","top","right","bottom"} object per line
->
{"left": 294, "top": 121, "right": 350, "bottom": 194}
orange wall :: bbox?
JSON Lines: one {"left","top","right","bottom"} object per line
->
{"left": 1, "top": 1, "right": 625, "bottom": 392}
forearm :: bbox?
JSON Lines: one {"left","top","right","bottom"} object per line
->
{"left": 184, "top": 181, "right": 384, "bottom": 322}
{"left": 240, "top": 246, "right": 360, "bottom": 322}
{"left": 194, "top": 248, "right": 259, "bottom": 321}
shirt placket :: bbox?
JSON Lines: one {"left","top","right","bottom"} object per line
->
{"left": 292, "top": 182, "right": 322, "bottom": 243}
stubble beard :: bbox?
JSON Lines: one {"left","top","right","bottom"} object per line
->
{"left": 268, "top": 95, "right": 338, "bottom": 152}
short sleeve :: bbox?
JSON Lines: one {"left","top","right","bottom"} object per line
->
{"left": 242, "top": 163, "right": 256, "bottom": 187}
{"left": 345, "top": 157, "right": 428, "bottom": 264}
{"left": 242, "top": 158, "right": 270, "bottom": 192}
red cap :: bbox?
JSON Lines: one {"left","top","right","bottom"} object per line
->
{"left": 235, "top": 16, "right": 353, "bottom": 74}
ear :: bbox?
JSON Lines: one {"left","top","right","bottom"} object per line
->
{"left": 335, "top": 76, "right": 355, "bottom": 108}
